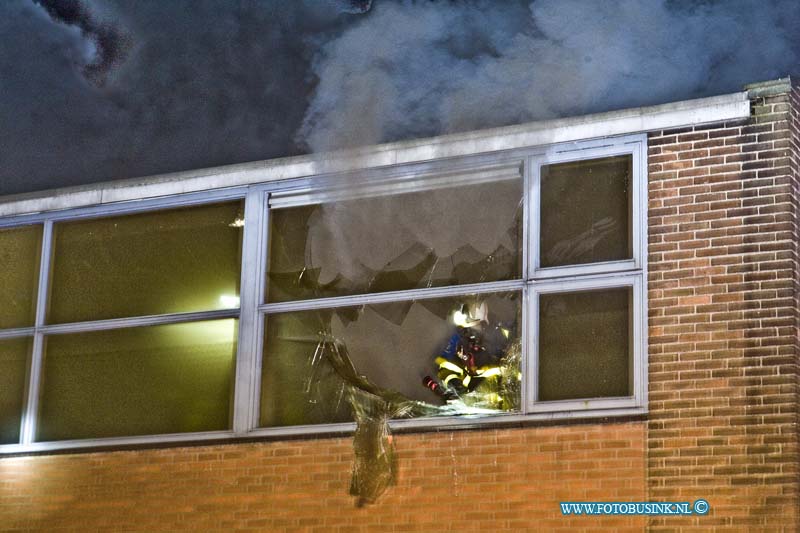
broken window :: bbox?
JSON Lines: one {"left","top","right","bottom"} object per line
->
{"left": 257, "top": 143, "right": 644, "bottom": 503}
{"left": 266, "top": 179, "right": 522, "bottom": 302}
{"left": 260, "top": 292, "right": 521, "bottom": 428}
{"left": 0, "top": 134, "right": 646, "bottom": 457}
{"left": 260, "top": 145, "right": 643, "bottom": 431}
{"left": 261, "top": 170, "right": 525, "bottom": 430}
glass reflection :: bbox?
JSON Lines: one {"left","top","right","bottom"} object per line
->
{"left": 0, "top": 225, "right": 42, "bottom": 329}
{"left": 266, "top": 179, "right": 523, "bottom": 303}
{"left": 37, "top": 319, "right": 237, "bottom": 441}
{"left": 48, "top": 202, "right": 244, "bottom": 324}
{"left": 0, "top": 337, "right": 31, "bottom": 445}
{"left": 538, "top": 288, "right": 632, "bottom": 401}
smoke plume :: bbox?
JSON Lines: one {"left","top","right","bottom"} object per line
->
{"left": 32, "top": 0, "right": 131, "bottom": 86}
{"left": 1, "top": 0, "right": 798, "bottom": 197}
{"left": 298, "top": 0, "right": 800, "bottom": 152}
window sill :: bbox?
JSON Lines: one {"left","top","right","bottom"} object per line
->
{"left": 0, "top": 407, "right": 647, "bottom": 457}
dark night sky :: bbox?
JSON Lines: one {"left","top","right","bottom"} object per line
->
{"left": 0, "top": 0, "right": 798, "bottom": 197}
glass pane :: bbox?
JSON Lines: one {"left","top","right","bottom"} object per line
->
{"left": 540, "top": 156, "right": 632, "bottom": 268}
{"left": 266, "top": 179, "right": 522, "bottom": 303}
{"left": 0, "top": 225, "right": 42, "bottom": 329}
{"left": 0, "top": 337, "right": 31, "bottom": 445}
{"left": 48, "top": 202, "right": 244, "bottom": 324}
{"left": 538, "top": 288, "right": 632, "bottom": 401}
{"left": 260, "top": 292, "right": 521, "bottom": 428}
{"left": 37, "top": 319, "right": 237, "bottom": 441}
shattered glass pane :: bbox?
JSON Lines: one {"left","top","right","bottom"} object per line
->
{"left": 266, "top": 179, "right": 522, "bottom": 303}
{"left": 538, "top": 288, "right": 632, "bottom": 401}
{"left": 37, "top": 319, "right": 237, "bottom": 441}
{"left": 259, "top": 292, "right": 521, "bottom": 428}
{"left": 348, "top": 387, "right": 399, "bottom": 506}
{"left": 260, "top": 309, "right": 353, "bottom": 427}
{"left": 0, "top": 225, "right": 42, "bottom": 329}
{"left": 0, "top": 337, "right": 31, "bottom": 445}
{"left": 48, "top": 202, "right": 244, "bottom": 324}
{"left": 540, "top": 156, "right": 632, "bottom": 268}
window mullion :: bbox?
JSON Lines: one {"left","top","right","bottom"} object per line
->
{"left": 232, "top": 189, "right": 268, "bottom": 435}
{"left": 258, "top": 279, "right": 526, "bottom": 315}
{"left": 269, "top": 163, "right": 522, "bottom": 209}
{"left": 521, "top": 282, "right": 533, "bottom": 414}
{"left": 0, "top": 327, "right": 35, "bottom": 340}
{"left": 521, "top": 157, "right": 533, "bottom": 413}
{"left": 631, "top": 142, "right": 642, "bottom": 270}
{"left": 36, "top": 309, "right": 240, "bottom": 335}
{"left": 20, "top": 218, "right": 53, "bottom": 445}
{"left": 528, "top": 155, "right": 542, "bottom": 277}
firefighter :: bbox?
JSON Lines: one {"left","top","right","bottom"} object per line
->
{"left": 423, "top": 302, "right": 505, "bottom": 401}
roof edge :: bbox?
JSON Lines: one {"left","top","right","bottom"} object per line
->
{"left": 1, "top": 90, "right": 751, "bottom": 218}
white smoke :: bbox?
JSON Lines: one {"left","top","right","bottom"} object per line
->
{"left": 298, "top": 0, "right": 799, "bottom": 152}
{"left": 3, "top": 0, "right": 798, "bottom": 196}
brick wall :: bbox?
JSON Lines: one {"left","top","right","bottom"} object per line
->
{"left": 647, "top": 79, "right": 800, "bottom": 530}
{"left": 0, "top": 423, "right": 645, "bottom": 532}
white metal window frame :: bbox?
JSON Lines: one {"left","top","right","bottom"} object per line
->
{"left": 0, "top": 187, "right": 252, "bottom": 453}
{"left": 527, "top": 273, "right": 645, "bottom": 413}
{"left": 524, "top": 136, "right": 648, "bottom": 414}
{"left": 0, "top": 133, "right": 647, "bottom": 454}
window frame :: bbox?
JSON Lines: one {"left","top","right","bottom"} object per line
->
{"left": 524, "top": 136, "right": 648, "bottom": 414}
{"left": 527, "top": 273, "right": 644, "bottom": 413}
{"left": 530, "top": 141, "right": 645, "bottom": 279}
{"left": 0, "top": 187, "right": 252, "bottom": 452}
{"left": 0, "top": 133, "right": 647, "bottom": 454}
